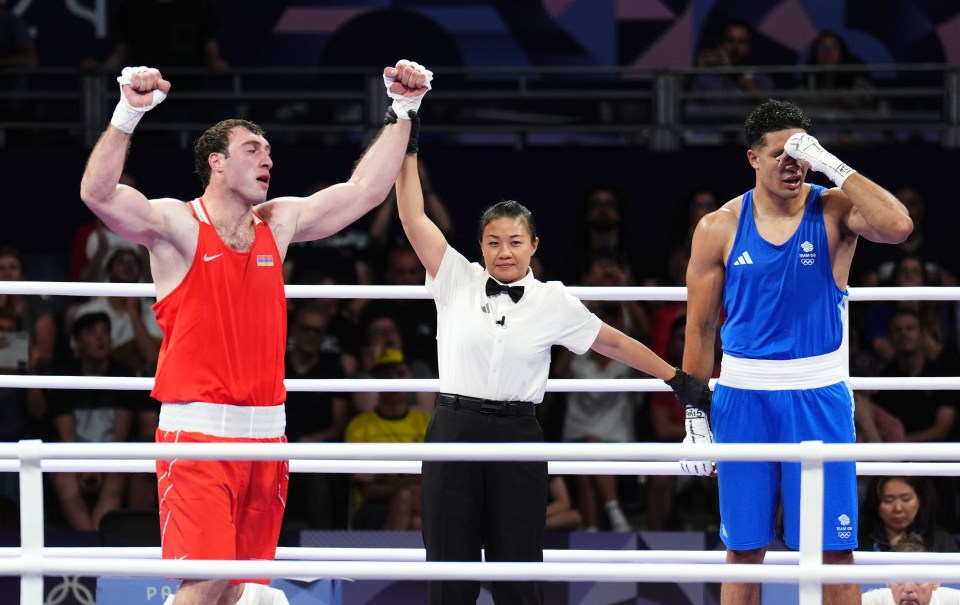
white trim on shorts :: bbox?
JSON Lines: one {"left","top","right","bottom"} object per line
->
{"left": 158, "top": 401, "right": 285, "bottom": 438}
{"left": 716, "top": 348, "right": 846, "bottom": 391}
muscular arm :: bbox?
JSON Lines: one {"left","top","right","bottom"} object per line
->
{"left": 682, "top": 210, "right": 731, "bottom": 381}
{"left": 270, "top": 120, "right": 412, "bottom": 246}
{"left": 80, "top": 128, "right": 168, "bottom": 249}
{"left": 396, "top": 154, "right": 448, "bottom": 278}
{"left": 835, "top": 175, "right": 913, "bottom": 244}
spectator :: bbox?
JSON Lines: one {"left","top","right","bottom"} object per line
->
{"left": 283, "top": 180, "right": 375, "bottom": 288}
{"left": 283, "top": 303, "right": 351, "bottom": 529}
{"left": 359, "top": 245, "right": 439, "bottom": 373}
{"left": 690, "top": 19, "right": 774, "bottom": 94}
{"left": 69, "top": 171, "right": 147, "bottom": 283}
{"left": 560, "top": 302, "right": 638, "bottom": 532}
{"left": 645, "top": 315, "right": 717, "bottom": 531}
{"left": 42, "top": 312, "right": 142, "bottom": 532}
{"left": 86, "top": 0, "right": 228, "bottom": 74}
{"left": 289, "top": 271, "right": 362, "bottom": 377}
{"left": 872, "top": 309, "right": 957, "bottom": 443}
{"left": 801, "top": 30, "right": 874, "bottom": 110}
{"left": 864, "top": 256, "right": 955, "bottom": 364}
{"left": 861, "top": 534, "right": 960, "bottom": 604}
{"left": 353, "top": 312, "right": 437, "bottom": 415}
{"left": 368, "top": 159, "right": 455, "bottom": 253}
{"left": 344, "top": 349, "right": 429, "bottom": 530}
{"left": 0, "top": 246, "right": 56, "bottom": 373}
{"left": 69, "top": 247, "right": 163, "bottom": 376}
{"left": 650, "top": 187, "right": 721, "bottom": 358}
{"left": 545, "top": 476, "right": 581, "bottom": 531}
{"left": 859, "top": 476, "right": 959, "bottom": 553}
{"left": 563, "top": 185, "right": 648, "bottom": 287}
{"left": 853, "top": 186, "right": 958, "bottom": 289}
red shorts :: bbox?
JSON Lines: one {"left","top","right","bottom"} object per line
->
{"left": 156, "top": 429, "right": 289, "bottom": 584}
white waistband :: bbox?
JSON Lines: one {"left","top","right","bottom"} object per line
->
{"left": 717, "top": 349, "right": 847, "bottom": 390}
{"left": 158, "top": 402, "right": 285, "bottom": 438}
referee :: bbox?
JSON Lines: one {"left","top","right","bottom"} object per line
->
{"left": 395, "top": 148, "right": 709, "bottom": 605}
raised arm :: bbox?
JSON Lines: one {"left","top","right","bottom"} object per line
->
{"left": 79, "top": 67, "right": 172, "bottom": 249}
{"left": 782, "top": 133, "right": 913, "bottom": 244}
{"left": 266, "top": 61, "right": 433, "bottom": 246}
{"left": 396, "top": 154, "right": 448, "bottom": 278}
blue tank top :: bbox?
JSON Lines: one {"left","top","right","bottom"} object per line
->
{"left": 720, "top": 185, "right": 847, "bottom": 360}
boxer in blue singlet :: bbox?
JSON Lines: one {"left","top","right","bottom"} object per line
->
{"left": 680, "top": 99, "right": 913, "bottom": 605}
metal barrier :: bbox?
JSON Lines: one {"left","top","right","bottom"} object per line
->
{"left": 1, "top": 63, "right": 958, "bottom": 148}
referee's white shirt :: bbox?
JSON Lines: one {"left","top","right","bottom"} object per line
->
{"left": 426, "top": 245, "right": 602, "bottom": 403}
{"left": 861, "top": 586, "right": 960, "bottom": 604}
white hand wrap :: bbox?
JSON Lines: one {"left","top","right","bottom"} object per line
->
{"left": 680, "top": 407, "right": 715, "bottom": 477}
{"left": 110, "top": 66, "right": 167, "bottom": 134}
{"left": 784, "top": 132, "right": 856, "bottom": 187}
{"left": 382, "top": 59, "right": 432, "bottom": 120}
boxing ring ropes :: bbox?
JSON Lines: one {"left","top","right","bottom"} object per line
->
{"left": 2, "top": 281, "right": 960, "bottom": 605}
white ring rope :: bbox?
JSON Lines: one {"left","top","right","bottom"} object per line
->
{"left": 3, "top": 375, "right": 960, "bottom": 391}
{"left": 3, "top": 280, "right": 960, "bottom": 604}
{"left": 3, "top": 547, "right": 959, "bottom": 567}
{"left": 2, "top": 459, "right": 959, "bottom": 476}
{"left": 4, "top": 281, "right": 960, "bottom": 302}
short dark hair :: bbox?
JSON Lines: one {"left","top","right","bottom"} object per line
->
{"left": 71, "top": 311, "right": 111, "bottom": 340}
{"left": 194, "top": 119, "right": 265, "bottom": 189}
{"left": 744, "top": 99, "right": 811, "bottom": 149}
{"left": 477, "top": 200, "right": 537, "bottom": 242}
{"left": 892, "top": 533, "right": 927, "bottom": 553}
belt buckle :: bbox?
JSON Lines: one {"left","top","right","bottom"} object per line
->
{"left": 479, "top": 401, "right": 499, "bottom": 415}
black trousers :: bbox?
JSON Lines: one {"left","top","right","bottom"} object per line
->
{"left": 421, "top": 404, "right": 548, "bottom": 605}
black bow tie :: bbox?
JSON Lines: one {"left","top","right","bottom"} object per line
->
{"left": 485, "top": 277, "right": 524, "bottom": 303}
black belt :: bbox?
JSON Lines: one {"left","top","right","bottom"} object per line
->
{"left": 436, "top": 393, "right": 536, "bottom": 417}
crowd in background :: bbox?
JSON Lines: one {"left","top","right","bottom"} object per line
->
{"left": 0, "top": 4, "right": 958, "bottom": 556}
{"left": 1, "top": 167, "right": 959, "bottom": 548}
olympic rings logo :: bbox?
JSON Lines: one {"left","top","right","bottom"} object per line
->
{"left": 800, "top": 259, "right": 815, "bottom": 266}
{"left": 46, "top": 576, "right": 95, "bottom": 605}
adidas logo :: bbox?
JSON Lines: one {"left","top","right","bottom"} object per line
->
{"left": 732, "top": 251, "right": 754, "bottom": 266}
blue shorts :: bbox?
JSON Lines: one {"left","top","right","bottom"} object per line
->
{"left": 712, "top": 382, "right": 858, "bottom": 551}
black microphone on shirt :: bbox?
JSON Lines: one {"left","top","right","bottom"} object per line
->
{"left": 496, "top": 316, "right": 506, "bottom": 326}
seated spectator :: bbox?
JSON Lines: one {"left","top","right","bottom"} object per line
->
{"left": 858, "top": 476, "right": 959, "bottom": 553}
{"left": 690, "top": 19, "right": 774, "bottom": 94}
{"left": 563, "top": 186, "right": 649, "bottom": 288}
{"left": 559, "top": 302, "right": 637, "bottom": 532}
{"left": 801, "top": 30, "right": 874, "bottom": 110}
{"left": 345, "top": 349, "right": 430, "bottom": 530}
{"left": 68, "top": 171, "right": 146, "bottom": 283}
{"left": 0, "top": 0, "right": 36, "bottom": 69}
{"left": 284, "top": 180, "right": 375, "bottom": 288}
{"left": 872, "top": 309, "right": 956, "bottom": 443}
{"left": 861, "top": 533, "right": 960, "bottom": 604}
{"left": 352, "top": 313, "right": 436, "bottom": 414}
{"left": 854, "top": 187, "right": 958, "bottom": 289}
{"left": 40, "top": 312, "right": 144, "bottom": 531}
{"left": 0, "top": 246, "right": 56, "bottom": 373}
{"left": 545, "top": 476, "right": 582, "bottom": 531}
{"left": 359, "top": 245, "right": 439, "bottom": 373}
{"left": 283, "top": 303, "right": 351, "bottom": 529}
{"left": 865, "top": 256, "right": 955, "bottom": 364}
{"left": 368, "top": 158, "right": 455, "bottom": 255}
{"left": 83, "top": 0, "right": 228, "bottom": 74}
{"left": 645, "top": 315, "right": 717, "bottom": 530}
{"left": 69, "top": 247, "right": 163, "bottom": 376}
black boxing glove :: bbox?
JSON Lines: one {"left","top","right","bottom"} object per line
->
{"left": 665, "top": 367, "right": 711, "bottom": 415}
